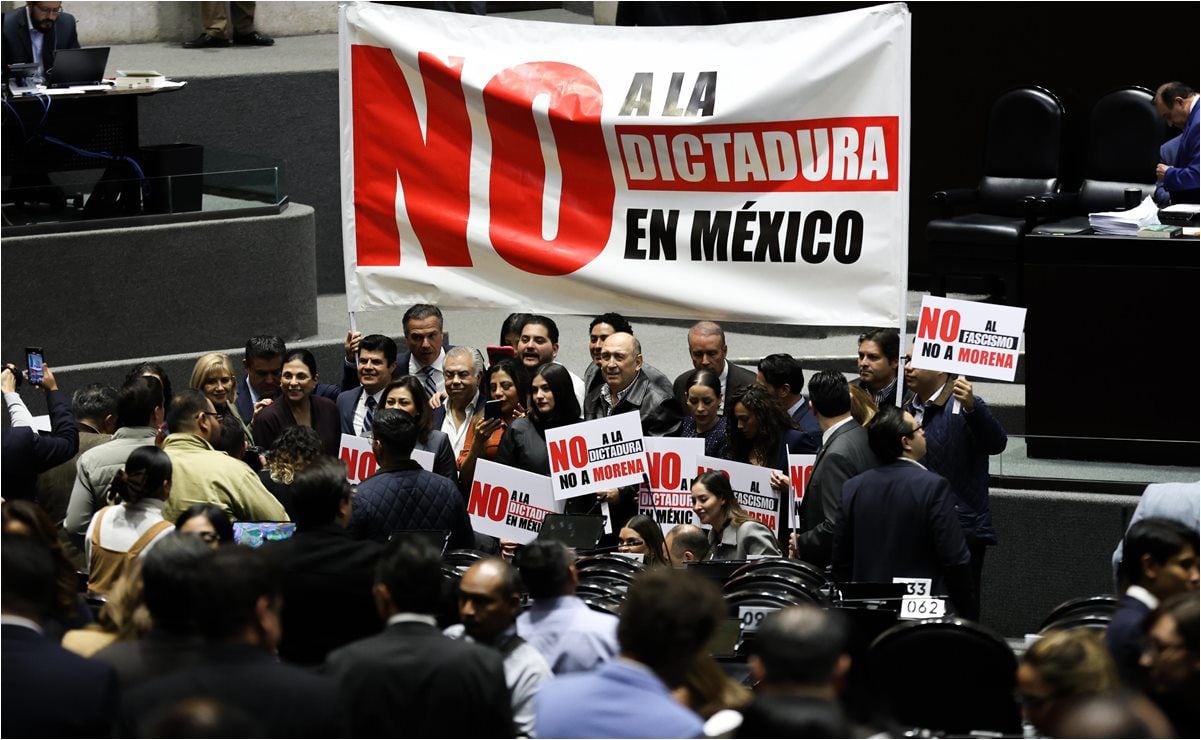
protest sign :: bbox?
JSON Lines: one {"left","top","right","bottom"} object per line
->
{"left": 787, "top": 454, "right": 817, "bottom": 529}
{"left": 545, "top": 412, "right": 646, "bottom": 499}
{"left": 467, "top": 460, "right": 564, "bottom": 544}
{"left": 696, "top": 455, "right": 781, "bottom": 533}
{"left": 637, "top": 437, "right": 704, "bottom": 534}
{"left": 339, "top": 2, "right": 911, "bottom": 327}
{"left": 340, "top": 434, "right": 434, "bottom": 484}
{"left": 909, "top": 296, "right": 1026, "bottom": 381}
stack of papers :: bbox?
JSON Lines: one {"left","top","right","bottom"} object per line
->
{"left": 1089, "top": 196, "right": 1160, "bottom": 235}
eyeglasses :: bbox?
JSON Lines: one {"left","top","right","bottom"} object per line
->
{"left": 901, "top": 426, "right": 920, "bottom": 438}
{"left": 618, "top": 538, "right": 644, "bottom": 548}
{"left": 33, "top": 4, "right": 63, "bottom": 15}
{"left": 198, "top": 411, "right": 221, "bottom": 419}
{"left": 1142, "top": 637, "right": 1187, "bottom": 658}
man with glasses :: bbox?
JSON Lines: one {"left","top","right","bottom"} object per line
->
{"left": 160, "top": 389, "right": 287, "bottom": 523}
{"left": 832, "top": 405, "right": 976, "bottom": 619}
{"left": 903, "top": 345, "right": 1007, "bottom": 618}
{"left": 2, "top": 2, "right": 79, "bottom": 79}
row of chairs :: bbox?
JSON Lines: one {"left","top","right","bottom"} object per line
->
{"left": 928, "top": 84, "right": 1169, "bottom": 304}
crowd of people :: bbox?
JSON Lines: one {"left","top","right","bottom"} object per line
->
{"left": 1, "top": 304, "right": 1198, "bottom": 737}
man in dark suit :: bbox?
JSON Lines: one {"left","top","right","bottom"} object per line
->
{"left": 325, "top": 537, "right": 513, "bottom": 738}
{"left": 1105, "top": 518, "right": 1199, "bottom": 683}
{"left": 756, "top": 353, "right": 822, "bottom": 453}
{"left": 2, "top": 535, "right": 117, "bottom": 737}
{"left": 122, "top": 546, "right": 337, "bottom": 737}
{"left": 792, "top": 371, "right": 879, "bottom": 568}
{"left": 1, "top": 363, "right": 78, "bottom": 501}
{"left": 1155, "top": 81, "right": 1199, "bottom": 204}
{"left": 336, "top": 333, "right": 398, "bottom": 436}
{"left": 237, "top": 334, "right": 357, "bottom": 424}
{"left": 396, "top": 304, "right": 453, "bottom": 396}
{"left": 832, "top": 405, "right": 976, "bottom": 619}
{"left": 348, "top": 409, "right": 474, "bottom": 548}
{"left": 1, "top": 2, "right": 79, "bottom": 77}
{"left": 671, "top": 321, "right": 757, "bottom": 411}
{"left": 263, "top": 456, "right": 383, "bottom": 666}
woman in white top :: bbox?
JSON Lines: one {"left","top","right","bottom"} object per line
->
{"left": 84, "top": 445, "right": 174, "bottom": 595}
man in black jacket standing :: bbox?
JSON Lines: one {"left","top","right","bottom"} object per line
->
{"left": 326, "top": 537, "right": 513, "bottom": 738}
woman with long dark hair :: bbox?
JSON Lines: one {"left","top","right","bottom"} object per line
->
{"left": 85, "top": 446, "right": 175, "bottom": 595}
{"left": 726, "top": 384, "right": 798, "bottom": 498}
{"left": 690, "top": 470, "right": 781, "bottom": 560}
{"left": 495, "top": 363, "right": 580, "bottom": 476}
{"left": 617, "top": 514, "right": 671, "bottom": 567}
{"left": 458, "top": 359, "right": 531, "bottom": 492}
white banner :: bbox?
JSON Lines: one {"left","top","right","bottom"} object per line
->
{"left": 339, "top": 433, "right": 433, "bottom": 484}
{"left": 787, "top": 453, "right": 817, "bottom": 530}
{"left": 696, "top": 455, "right": 781, "bottom": 534}
{"left": 637, "top": 437, "right": 705, "bottom": 534}
{"left": 545, "top": 411, "right": 646, "bottom": 499}
{"left": 908, "top": 296, "right": 1027, "bottom": 381}
{"left": 467, "top": 460, "right": 564, "bottom": 544}
{"left": 339, "top": 2, "right": 911, "bottom": 326}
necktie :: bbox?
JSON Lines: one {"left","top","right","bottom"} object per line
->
{"left": 419, "top": 366, "right": 437, "bottom": 397}
{"left": 363, "top": 394, "right": 377, "bottom": 435}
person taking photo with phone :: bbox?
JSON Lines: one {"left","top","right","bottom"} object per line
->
{"left": 2, "top": 360, "right": 78, "bottom": 500}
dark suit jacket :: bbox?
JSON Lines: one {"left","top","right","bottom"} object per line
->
{"left": 673, "top": 360, "right": 757, "bottom": 412}
{"left": 262, "top": 525, "right": 384, "bottom": 667}
{"left": 790, "top": 398, "right": 823, "bottom": 453}
{"left": 91, "top": 628, "right": 205, "bottom": 691}
{"left": 795, "top": 420, "right": 878, "bottom": 567}
{"left": 123, "top": 643, "right": 336, "bottom": 737}
{"left": 1, "top": 8, "right": 79, "bottom": 74}
{"left": 1105, "top": 594, "right": 1153, "bottom": 683}
{"left": 325, "top": 620, "right": 514, "bottom": 738}
{"left": 250, "top": 393, "right": 341, "bottom": 456}
{"left": 2, "top": 623, "right": 117, "bottom": 738}
{"left": 585, "top": 369, "right": 685, "bottom": 437}
{"left": 1, "top": 389, "right": 78, "bottom": 500}
{"left": 833, "top": 460, "right": 975, "bottom": 618}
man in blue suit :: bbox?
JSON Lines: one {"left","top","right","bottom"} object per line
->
{"left": 1155, "top": 81, "right": 1199, "bottom": 205}
{"left": 336, "top": 334, "right": 398, "bottom": 437}
{"left": 1, "top": 2, "right": 79, "bottom": 78}
{"left": 2, "top": 535, "right": 117, "bottom": 737}
{"left": 756, "top": 353, "right": 822, "bottom": 453}
{"left": 832, "top": 405, "right": 976, "bottom": 619}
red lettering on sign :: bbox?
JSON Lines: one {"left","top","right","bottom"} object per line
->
{"left": 647, "top": 451, "right": 682, "bottom": 491}
{"left": 483, "top": 62, "right": 614, "bottom": 275}
{"left": 548, "top": 436, "right": 588, "bottom": 473}
{"left": 468, "top": 481, "right": 508, "bottom": 522}
{"left": 917, "top": 306, "right": 960, "bottom": 343}
{"left": 350, "top": 46, "right": 472, "bottom": 267}
{"left": 789, "top": 464, "right": 814, "bottom": 504}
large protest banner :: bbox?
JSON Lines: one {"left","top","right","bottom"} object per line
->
{"left": 696, "top": 455, "right": 781, "bottom": 533}
{"left": 637, "top": 437, "right": 705, "bottom": 534}
{"left": 339, "top": 3, "right": 910, "bottom": 326}
{"left": 467, "top": 460, "right": 564, "bottom": 544}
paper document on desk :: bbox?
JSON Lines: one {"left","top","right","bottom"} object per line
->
{"left": 1089, "top": 196, "right": 1160, "bottom": 235}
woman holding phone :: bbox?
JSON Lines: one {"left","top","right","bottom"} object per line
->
{"left": 495, "top": 363, "right": 580, "bottom": 476}
{"left": 457, "top": 359, "right": 530, "bottom": 490}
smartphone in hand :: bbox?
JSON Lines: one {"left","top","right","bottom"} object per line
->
{"left": 486, "top": 345, "right": 517, "bottom": 365}
{"left": 484, "top": 398, "right": 504, "bottom": 420}
{"left": 25, "top": 347, "right": 44, "bottom": 385}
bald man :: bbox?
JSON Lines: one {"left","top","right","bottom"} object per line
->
{"left": 445, "top": 559, "right": 552, "bottom": 738}
{"left": 671, "top": 321, "right": 758, "bottom": 412}
{"left": 583, "top": 333, "right": 685, "bottom": 532}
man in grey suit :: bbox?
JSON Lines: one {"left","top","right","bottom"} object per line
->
{"left": 671, "top": 321, "right": 757, "bottom": 412}
{"left": 792, "top": 371, "right": 878, "bottom": 568}
{"left": 325, "top": 537, "right": 513, "bottom": 738}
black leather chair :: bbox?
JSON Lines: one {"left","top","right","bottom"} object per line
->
{"left": 1038, "top": 594, "right": 1120, "bottom": 633}
{"left": 723, "top": 572, "right": 827, "bottom": 606}
{"left": 927, "top": 85, "right": 1065, "bottom": 304}
{"left": 1032, "top": 86, "right": 1167, "bottom": 234}
{"left": 575, "top": 553, "right": 645, "bottom": 575}
{"left": 867, "top": 617, "right": 1022, "bottom": 735}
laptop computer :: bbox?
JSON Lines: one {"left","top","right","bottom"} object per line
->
{"left": 537, "top": 513, "right": 605, "bottom": 550}
{"left": 45, "top": 47, "right": 110, "bottom": 88}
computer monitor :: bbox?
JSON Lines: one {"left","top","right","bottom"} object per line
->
{"left": 232, "top": 521, "right": 297, "bottom": 548}
{"left": 537, "top": 513, "right": 605, "bottom": 550}
{"left": 46, "top": 47, "right": 110, "bottom": 87}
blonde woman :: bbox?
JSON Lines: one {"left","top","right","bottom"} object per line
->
{"left": 189, "top": 352, "right": 253, "bottom": 445}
